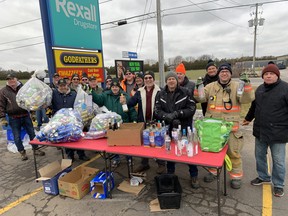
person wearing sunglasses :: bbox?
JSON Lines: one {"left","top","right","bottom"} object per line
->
{"left": 127, "top": 71, "right": 166, "bottom": 174}
{"left": 104, "top": 75, "right": 113, "bottom": 92}
{"left": 70, "top": 74, "right": 81, "bottom": 92}
{"left": 120, "top": 69, "right": 136, "bottom": 96}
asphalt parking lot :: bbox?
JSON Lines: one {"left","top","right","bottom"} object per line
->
{"left": 0, "top": 121, "right": 287, "bottom": 216}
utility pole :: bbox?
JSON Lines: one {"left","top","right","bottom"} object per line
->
{"left": 157, "top": 0, "right": 165, "bottom": 88}
{"left": 249, "top": 3, "right": 264, "bottom": 72}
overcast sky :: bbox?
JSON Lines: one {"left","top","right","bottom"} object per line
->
{"left": 0, "top": 0, "right": 288, "bottom": 71}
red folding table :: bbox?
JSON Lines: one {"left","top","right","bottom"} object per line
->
{"left": 30, "top": 138, "right": 228, "bottom": 216}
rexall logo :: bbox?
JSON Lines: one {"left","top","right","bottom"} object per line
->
{"left": 55, "top": 0, "right": 98, "bottom": 30}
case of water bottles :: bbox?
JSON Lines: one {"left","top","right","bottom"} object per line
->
{"left": 142, "top": 121, "right": 168, "bottom": 148}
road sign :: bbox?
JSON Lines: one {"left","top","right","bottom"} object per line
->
{"left": 122, "top": 51, "right": 138, "bottom": 59}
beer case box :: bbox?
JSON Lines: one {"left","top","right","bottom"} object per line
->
{"left": 58, "top": 166, "right": 99, "bottom": 200}
{"left": 90, "top": 171, "right": 114, "bottom": 199}
{"left": 36, "top": 159, "right": 72, "bottom": 195}
{"left": 107, "top": 123, "right": 144, "bottom": 146}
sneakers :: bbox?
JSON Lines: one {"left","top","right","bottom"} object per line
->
{"left": 251, "top": 177, "right": 271, "bottom": 186}
{"left": 111, "top": 160, "right": 121, "bottom": 168}
{"left": 273, "top": 187, "right": 284, "bottom": 197}
{"left": 34, "top": 149, "right": 45, "bottom": 156}
{"left": 230, "top": 179, "right": 242, "bottom": 189}
{"left": 20, "top": 150, "right": 28, "bottom": 161}
{"left": 133, "top": 164, "right": 150, "bottom": 173}
{"left": 203, "top": 173, "right": 216, "bottom": 183}
{"left": 79, "top": 155, "right": 90, "bottom": 161}
{"left": 156, "top": 165, "right": 166, "bottom": 174}
{"left": 191, "top": 177, "right": 200, "bottom": 189}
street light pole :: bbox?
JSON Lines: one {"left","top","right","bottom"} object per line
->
{"left": 252, "top": 3, "right": 258, "bottom": 72}
{"left": 157, "top": 0, "right": 165, "bottom": 88}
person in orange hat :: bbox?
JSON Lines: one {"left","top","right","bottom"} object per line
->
{"left": 175, "top": 62, "right": 195, "bottom": 95}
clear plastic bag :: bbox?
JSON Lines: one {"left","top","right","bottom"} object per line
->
{"left": 36, "top": 108, "right": 84, "bottom": 143}
{"left": 74, "top": 87, "right": 95, "bottom": 127}
{"left": 16, "top": 76, "right": 52, "bottom": 111}
{"left": 89, "top": 112, "right": 122, "bottom": 131}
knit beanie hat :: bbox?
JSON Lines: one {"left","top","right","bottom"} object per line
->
{"left": 144, "top": 71, "right": 155, "bottom": 80}
{"left": 217, "top": 63, "right": 232, "bottom": 74}
{"left": 71, "top": 73, "right": 80, "bottom": 80}
{"left": 165, "top": 72, "right": 178, "bottom": 83}
{"left": 106, "top": 75, "right": 112, "bottom": 81}
{"left": 110, "top": 78, "right": 121, "bottom": 88}
{"left": 262, "top": 64, "right": 280, "bottom": 78}
{"left": 135, "top": 72, "right": 144, "bottom": 80}
{"left": 175, "top": 63, "right": 186, "bottom": 74}
{"left": 206, "top": 59, "right": 217, "bottom": 71}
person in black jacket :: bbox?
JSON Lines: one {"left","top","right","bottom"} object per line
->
{"left": 243, "top": 64, "right": 288, "bottom": 197}
{"left": 52, "top": 79, "right": 89, "bottom": 162}
{"left": 154, "top": 72, "right": 199, "bottom": 188}
{"left": 201, "top": 60, "right": 218, "bottom": 115}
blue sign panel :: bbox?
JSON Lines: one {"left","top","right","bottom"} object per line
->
{"left": 128, "top": 52, "right": 138, "bottom": 59}
{"left": 46, "top": 0, "right": 102, "bottom": 50}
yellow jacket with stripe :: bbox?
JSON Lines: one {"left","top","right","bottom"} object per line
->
{"left": 195, "top": 80, "right": 254, "bottom": 131}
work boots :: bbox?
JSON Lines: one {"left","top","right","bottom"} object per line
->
{"left": 20, "top": 150, "right": 28, "bottom": 161}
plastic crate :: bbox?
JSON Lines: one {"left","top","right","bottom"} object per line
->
{"left": 155, "top": 174, "right": 182, "bottom": 209}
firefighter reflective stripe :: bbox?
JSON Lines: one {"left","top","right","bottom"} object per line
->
{"left": 229, "top": 171, "right": 243, "bottom": 179}
{"left": 244, "top": 84, "right": 253, "bottom": 92}
{"left": 232, "top": 122, "right": 239, "bottom": 131}
{"left": 208, "top": 105, "right": 240, "bottom": 112}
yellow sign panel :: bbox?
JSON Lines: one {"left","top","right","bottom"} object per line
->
{"left": 54, "top": 50, "right": 103, "bottom": 68}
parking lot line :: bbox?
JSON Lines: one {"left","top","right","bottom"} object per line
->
{"left": 262, "top": 155, "right": 272, "bottom": 216}
{"left": 0, "top": 154, "right": 101, "bottom": 215}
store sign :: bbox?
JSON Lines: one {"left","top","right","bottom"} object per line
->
{"left": 54, "top": 49, "right": 104, "bottom": 81}
{"left": 47, "top": 0, "right": 102, "bottom": 50}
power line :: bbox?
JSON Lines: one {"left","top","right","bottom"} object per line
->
{"left": 0, "top": 18, "right": 41, "bottom": 30}
{"left": 0, "top": 42, "right": 43, "bottom": 52}
{"left": 0, "top": 36, "right": 43, "bottom": 46}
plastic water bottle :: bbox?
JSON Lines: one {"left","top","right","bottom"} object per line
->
{"left": 237, "top": 80, "right": 245, "bottom": 97}
{"left": 165, "top": 132, "right": 171, "bottom": 154}
{"left": 143, "top": 128, "right": 150, "bottom": 147}
{"left": 197, "top": 77, "right": 205, "bottom": 99}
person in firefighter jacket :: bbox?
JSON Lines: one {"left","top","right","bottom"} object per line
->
{"left": 194, "top": 63, "right": 255, "bottom": 189}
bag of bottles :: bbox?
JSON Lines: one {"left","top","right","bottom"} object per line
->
{"left": 74, "top": 87, "right": 95, "bottom": 127}
{"left": 36, "top": 108, "right": 84, "bottom": 143}
{"left": 16, "top": 76, "right": 52, "bottom": 111}
{"left": 195, "top": 118, "right": 233, "bottom": 152}
{"left": 89, "top": 112, "right": 122, "bottom": 131}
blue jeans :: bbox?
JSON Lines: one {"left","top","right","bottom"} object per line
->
{"left": 8, "top": 115, "right": 38, "bottom": 152}
{"left": 167, "top": 162, "right": 198, "bottom": 178}
{"left": 255, "top": 138, "right": 286, "bottom": 188}
{"left": 36, "top": 109, "right": 49, "bottom": 127}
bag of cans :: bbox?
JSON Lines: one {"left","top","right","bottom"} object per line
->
{"left": 36, "top": 108, "right": 84, "bottom": 143}
{"left": 16, "top": 76, "right": 52, "bottom": 111}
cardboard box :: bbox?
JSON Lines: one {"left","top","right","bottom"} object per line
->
{"left": 107, "top": 123, "right": 144, "bottom": 146}
{"left": 90, "top": 171, "right": 114, "bottom": 199}
{"left": 58, "top": 166, "right": 99, "bottom": 199}
{"left": 36, "top": 159, "right": 72, "bottom": 195}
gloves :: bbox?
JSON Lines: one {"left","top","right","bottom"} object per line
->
{"left": 164, "top": 111, "right": 179, "bottom": 123}
{"left": 0, "top": 118, "right": 8, "bottom": 127}
{"left": 240, "top": 73, "right": 250, "bottom": 83}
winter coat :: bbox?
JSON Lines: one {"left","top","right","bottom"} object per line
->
{"left": 51, "top": 88, "right": 76, "bottom": 114}
{"left": 246, "top": 79, "right": 288, "bottom": 143}
{"left": 127, "top": 84, "right": 161, "bottom": 122}
{"left": 0, "top": 82, "right": 29, "bottom": 118}
{"left": 195, "top": 80, "right": 254, "bottom": 132}
{"left": 154, "top": 86, "right": 196, "bottom": 131}
{"left": 180, "top": 76, "right": 195, "bottom": 96}
{"left": 92, "top": 89, "right": 137, "bottom": 123}
{"left": 201, "top": 73, "right": 219, "bottom": 115}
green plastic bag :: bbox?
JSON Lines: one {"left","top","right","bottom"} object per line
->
{"left": 195, "top": 118, "right": 233, "bottom": 152}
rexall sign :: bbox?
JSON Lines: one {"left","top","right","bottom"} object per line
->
{"left": 47, "top": 0, "right": 102, "bottom": 50}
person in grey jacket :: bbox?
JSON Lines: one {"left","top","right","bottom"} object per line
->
{"left": 175, "top": 63, "right": 195, "bottom": 95}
